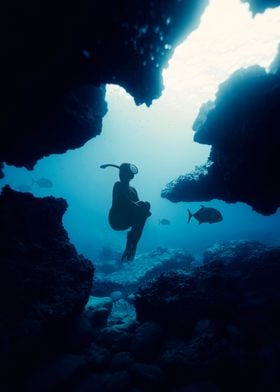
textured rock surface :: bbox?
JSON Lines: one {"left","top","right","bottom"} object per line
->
{"left": 0, "top": 0, "right": 208, "bottom": 171}
{"left": 0, "top": 186, "right": 94, "bottom": 368}
{"left": 134, "top": 241, "right": 280, "bottom": 390}
{"left": 92, "top": 247, "right": 194, "bottom": 296}
{"left": 135, "top": 240, "right": 280, "bottom": 335}
{"left": 5, "top": 241, "right": 280, "bottom": 391}
{"left": 162, "top": 66, "right": 280, "bottom": 215}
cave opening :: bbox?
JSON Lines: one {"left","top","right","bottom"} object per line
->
{"left": 1, "top": 0, "right": 280, "bottom": 260}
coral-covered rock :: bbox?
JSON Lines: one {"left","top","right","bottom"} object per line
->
{"left": 0, "top": 0, "right": 208, "bottom": 171}
{"left": 162, "top": 66, "right": 280, "bottom": 215}
{"left": 203, "top": 240, "right": 268, "bottom": 265}
{"left": 135, "top": 241, "right": 280, "bottom": 390}
{"left": 135, "top": 241, "right": 280, "bottom": 339}
{"left": 0, "top": 186, "right": 94, "bottom": 365}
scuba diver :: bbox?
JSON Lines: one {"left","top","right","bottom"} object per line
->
{"left": 100, "top": 163, "right": 151, "bottom": 261}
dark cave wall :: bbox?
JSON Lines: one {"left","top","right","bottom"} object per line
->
{"left": 0, "top": 0, "right": 208, "bottom": 172}
{"left": 0, "top": 186, "right": 94, "bottom": 364}
{"left": 162, "top": 65, "right": 280, "bottom": 215}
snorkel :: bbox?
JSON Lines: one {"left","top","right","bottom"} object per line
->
{"left": 100, "top": 164, "right": 120, "bottom": 170}
{"left": 100, "top": 163, "right": 138, "bottom": 175}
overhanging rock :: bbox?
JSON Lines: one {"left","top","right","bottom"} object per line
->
{"left": 162, "top": 66, "right": 280, "bottom": 215}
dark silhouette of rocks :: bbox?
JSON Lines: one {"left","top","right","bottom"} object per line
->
{"left": 162, "top": 66, "right": 280, "bottom": 215}
{"left": 8, "top": 241, "right": 280, "bottom": 391}
{"left": 0, "top": 0, "right": 208, "bottom": 171}
{"left": 241, "top": 0, "right": 280, "bottom": 14}
{"left": 1, "top": 2, "right": 280, "bottom": 390}
{"left": 134, "top": 241, "right": 280, "bottom": 391}
{"left": 0, "top": 186, "right": 94, "bottom": 380}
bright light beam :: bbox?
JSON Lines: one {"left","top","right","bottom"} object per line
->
{"left": 163, "top": 0, "right": 280, "bottom": 109}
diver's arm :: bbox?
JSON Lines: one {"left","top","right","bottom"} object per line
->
{"left": 113, "top": 182, "right": 140, "bottom": 209}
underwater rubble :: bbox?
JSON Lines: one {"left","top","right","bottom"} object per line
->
{"left": 1, "top": 239, "right": 279, "bottom": 391}
{"left": 92, "top": 247, "right": 194, "bottom": 297}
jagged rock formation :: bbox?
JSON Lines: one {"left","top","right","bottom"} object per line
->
{"left": 162, "top": 66, "right": 280, "bottom": 215}
{"left": 134, "top": 241, "right": 280, "bottom": 391}
{"left": 0, "top": 186, "right": 94, "bottom": 375}
{"left": 242, "top": 0, "right": 280, "bottom": 14}
{"left": 0, "top": 0, "right": 208, "bottom": 172}
{"left": 8, "top": 241, "right": 279, "bottom": 391}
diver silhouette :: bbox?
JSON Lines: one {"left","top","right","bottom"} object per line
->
{"left": 100, "top": 163, "right": 151, "bottom": 261}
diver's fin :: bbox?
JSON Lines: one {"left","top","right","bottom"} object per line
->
{"left": 187, "top": 209, "right": 193, "bottom": 224}
{"left": 100, "top": 164, "right": 120, "bottom": 169}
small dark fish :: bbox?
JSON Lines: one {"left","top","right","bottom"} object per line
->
{"left": 16, "top": 184, "right": 33, "bottom": 192}
{"left": 188, "top": 205, "right": 223, "bottom": 225}
{"left": 33, "top": 178, "right": 53, "bottom": 188}
{"left": 159, "top": 218, "right": 171, "bottom": 225}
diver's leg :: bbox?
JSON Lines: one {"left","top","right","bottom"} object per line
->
{"left": 121, "top": 231, "right": 134, "bottom": 261}
{"left": 122, "top": 202, "right": 151, "bottom": 261}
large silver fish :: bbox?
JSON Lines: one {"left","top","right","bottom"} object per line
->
{"left": 188, "top": 205, "right": 223, "bottom": 225}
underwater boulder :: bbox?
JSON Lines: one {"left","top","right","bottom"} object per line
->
{"left": 130, "top": 362, "right": 165, "bottom": 389}
{"left": 130, "top": 320, "right": 165, "bottom": 361}
{"left": 159, "top": 324, "right": 232, "bottom": 387}
{"left": 76, "top": 370, "right": 132, "bottom": 392}
{"left": 0, "top": 186, "right": 94, "bottom": 369}
{"left": 84, "top": 296, "right": 113, "bottom": 329}
{"left": 23, "top": 353, "right": 91, "bottom": 392}
{"left": 203, "top": 240, "right": 268, "bottom": 265}
{"left": 111, "top": 351, "right": 135, "bottom": 371}
{"left": 135, "top": 242, "right": 280, "bottom": 390}
{"left": 135, "top": 241, "right": 280, "bottom": 337}
{"left": 162, "top": 66, "right": 280, "bottom": 215}
{"left": 135, "top": 269, "right": 240, "bottom": 336}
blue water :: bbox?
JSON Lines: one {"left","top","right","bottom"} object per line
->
{"left": 1, "top": 83, "right": 280, "bottom": 260}
{"left": 1, "top": 0, "right": 280, "bottom": 261}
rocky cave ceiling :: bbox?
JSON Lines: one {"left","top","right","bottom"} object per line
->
{"left": 0, "top": 0, "right": 208, "bottom": 174}
{"left": 0, "top": 0, "right": 280, "bottom": 214}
